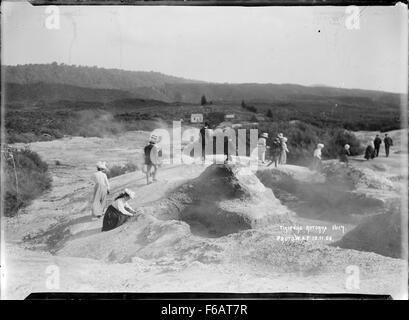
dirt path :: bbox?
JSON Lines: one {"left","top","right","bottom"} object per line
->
{"left": 5, "top": 131, "right": 207, "bottom": 243}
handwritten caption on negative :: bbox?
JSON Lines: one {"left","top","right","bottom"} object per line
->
{"left": 276, "top": 224, "right": 346, "bottom": 242}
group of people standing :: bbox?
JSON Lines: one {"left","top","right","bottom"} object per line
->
{"left": 257, "top": 131, "right": 394, "bottom": 171}
{"left": 316, "top": 133, "right": 394, "bottom": 169}
{"left": 365, "top": 133, "right": 393, "bottom": 160}
{"left": 258, "top": 132, "right": 289, "bottom": 167}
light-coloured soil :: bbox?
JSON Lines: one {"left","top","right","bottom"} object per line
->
{"left": 3, "top": 130, "right": 408, "bottom": 299}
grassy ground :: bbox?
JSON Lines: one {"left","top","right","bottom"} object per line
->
{"left": 3, "top": 146, "right": 52, "bottom": 217}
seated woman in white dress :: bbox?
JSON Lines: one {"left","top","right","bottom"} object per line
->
{"left": 101, "top": 188, "right": 138, "bottom": 232}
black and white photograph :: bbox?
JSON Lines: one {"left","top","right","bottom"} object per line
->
{"left": 1, "top": 0, "right": 408, "bottom": 301}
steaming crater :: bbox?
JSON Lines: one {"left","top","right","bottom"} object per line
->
{"left": 256, "top": 163, "right": 390, "bottom": 219}
{"left": 176, "top": 164, "right": 293, "bottom": 237}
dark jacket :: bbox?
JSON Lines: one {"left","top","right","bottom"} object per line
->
{"left": 200, "top": 126, "right": 208, "bottom": 144}
{"left": 364, "top": 145, "right": 375, "bottom": 160}
{"left": 384, "top": 137, "right": 393, "bottom": 147}
{"left": 340, "top": 148, "right": 350, "bottom": 162}
{"left": 374, "top": 137, "right": 382, "bottom": 147}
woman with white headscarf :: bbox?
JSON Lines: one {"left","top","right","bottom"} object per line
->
{"left": 91, "top": 161, "right": 110, "bottom": 218}
{"left": 102, "top": 189, "right": 138, "bottom": 232}
{"left": 340, "top": 144, "right": 351, "bottom": 165}
{"left": 312, "top": 143, "right": 324, "bottom": 171}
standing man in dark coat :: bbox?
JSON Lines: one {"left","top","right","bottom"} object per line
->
{"left": 373, "top": 134, "right": 382, "bottom": 157}
{"left": 383, "top": 133, "right": 393, "bottom": 157}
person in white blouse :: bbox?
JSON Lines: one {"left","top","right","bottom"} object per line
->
{"left": 91, "top": 161, "right": 110, "bottom": 218}
{"left": 279, "top": 137, "right": 289, "bottom": 164}
{"left": 102, "top": 188, "right": 138, "bottom": 232}
{"left": 258, "top": 132, "right": 268, "bottom": 164}
{"left": 312, "top": 143, "right": 324, "bottom": 171}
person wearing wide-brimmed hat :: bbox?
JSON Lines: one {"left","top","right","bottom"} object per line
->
{"left": 144, "top": 135, "right": 161, "bottom": 184}
{"left": 102, "top": 188, "right": 138, "bottom": 232}
{"left": 258, "top": 132, "right": 269, "bottom": 164}
{"left": 91, "top": 161, "right": 110, "bottom": 218}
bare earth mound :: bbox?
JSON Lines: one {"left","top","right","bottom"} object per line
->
{"left": 177, "top": 164, "right": 294, "bottom": 237}
{"left": 333, "top": 207, "right": 403, "bottom": 258}
{"left": 58, "top": 164, "right": 294, "bottom": 261}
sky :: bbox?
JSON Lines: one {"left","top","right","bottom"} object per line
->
{"left": 2, "top": 1, "right": 408, "bottom": 93}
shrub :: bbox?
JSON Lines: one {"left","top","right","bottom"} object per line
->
{"left": 3, "top": 147, "right": 52, "bottom": 217}
{"left": 201, "top": 95, "right": 207, "bottom": 106}
{"left": 324, "top": 129, "right": 364, "bottom": 159}
{"left": 241, "top": 101, "right": 257, "bottom": 113}
{"left": 106, "top": 162, "right": 139, "bottom": 179}
{"left": 250, "top": 115, "right": 258, "bottom": 122}
{"left": 206, "top": 112, "right": 225, "bottom": 128}
{"left": 246, "top": 105, "right": 257, "bottom": 113}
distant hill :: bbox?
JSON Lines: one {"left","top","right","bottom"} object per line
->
{"left": 5, "top": 82, "right": 139, "bottom": 104}
{"left": 4, "top": 63, "right": 402, "bottom": 144}
{"left": 3, "top": 63, "right": 203, "bottom": 102}
{"left": 3, "top": 63, "right": 401, "bottom": 105}
{"left": 162, "top": 82, "right": 401, "bottom": 105}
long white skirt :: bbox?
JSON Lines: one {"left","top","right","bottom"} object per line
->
{"left": 91, "top": 183, "right": 108, "bottom": 217}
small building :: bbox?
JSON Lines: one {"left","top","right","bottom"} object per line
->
{"left": 191, "top": 113, "right": 203, "bottom": 123}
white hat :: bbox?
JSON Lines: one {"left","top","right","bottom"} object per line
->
{"left": 96, "top": 161, "right": 108, "bottom": 170}
{"left": 149, "top": 134, "right": 158, "bottom": 144}
{"left": 261, "top": 133, "right": 268, "bottom": 138}
{"left": 344, "top": 144, "right": 350, "bottom": 149}
{"left": 317, "top": 143, "right": 324, "bottom": 148}
{"left": 124, "top": 188, "right": 135, "bottom": 199}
